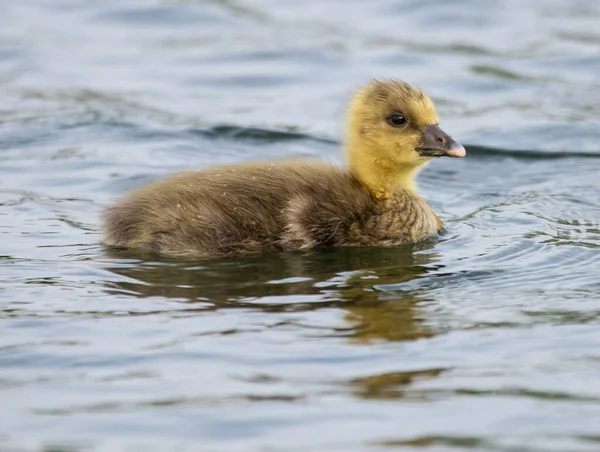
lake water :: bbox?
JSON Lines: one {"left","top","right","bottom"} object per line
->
{"left": 2, "top": 0, "right": 600, "bottom": 451}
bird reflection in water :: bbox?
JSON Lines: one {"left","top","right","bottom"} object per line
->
{"left": 102, "top": 243, "right": 447, "bottom": 399}
{"left": 103, "top": 244, "right": 438, "bottom": 337}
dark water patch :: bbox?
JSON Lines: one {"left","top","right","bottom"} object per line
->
{"left": 471, "top": 65, "right": 532, "bottom": 81}
{"left": 349, "top": 368, "right": 448, "bottom": 400}
{"left": 465, "top": 145, "right": 600, "bottom": 161}
{"left": 376, "top": 435, "right": 486, "bottom": 449}
{"left": 92, "top": 4, "right": 232, "bottom": 27}
{"left": 454, "top": 387, "right": 600, "bottom": 403}
{"left": 35, "top": 393, "right": 305, "bottom": 416}
{"left": 191, "top": 124, "right": 337, "bottom": 145}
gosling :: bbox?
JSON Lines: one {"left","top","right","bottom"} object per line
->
{"left": 102, "top": 80, "right": 466, "bottom": 258}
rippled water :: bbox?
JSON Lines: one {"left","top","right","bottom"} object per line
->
{"left": 2, "top": 1, "right": 600, "bottom": 451}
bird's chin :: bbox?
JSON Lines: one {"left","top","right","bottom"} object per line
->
{"left": 416, "top": 155, "right": 432, "bottom": 166}
{"left": 418, "top": 149, "right": 445, "bottom": 158}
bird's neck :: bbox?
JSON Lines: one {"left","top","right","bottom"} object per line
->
{"left": 349, "top": 156, "right": 421, "bottom": 198}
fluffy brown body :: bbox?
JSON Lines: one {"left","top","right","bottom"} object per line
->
{"left": 103, "top": 162, "right": 442, "bottom": 257}
{"left": 102, "top": 80, "right": 465, "bottom": 258}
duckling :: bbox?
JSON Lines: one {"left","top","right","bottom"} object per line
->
{"left": 102, "top": 79, "right": 465, "bottom": 258}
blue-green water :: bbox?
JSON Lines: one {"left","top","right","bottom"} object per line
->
{"left": 2, "top": 1, "right": 600, "bottom": 451}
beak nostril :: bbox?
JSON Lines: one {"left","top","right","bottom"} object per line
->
{"left": 436, "top": 137, "right": 444, "bottom": 143}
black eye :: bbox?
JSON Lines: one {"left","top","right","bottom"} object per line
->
{"left": 387, "top": 114, "right": 407, "bottom": 126}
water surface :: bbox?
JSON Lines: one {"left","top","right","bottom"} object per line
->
{"left": 2, "top": 1, "right": 600, "bottom": 451}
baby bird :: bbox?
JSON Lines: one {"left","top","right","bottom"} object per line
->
{"left": 102, "top": 80, "right": 465, "bottom": 258}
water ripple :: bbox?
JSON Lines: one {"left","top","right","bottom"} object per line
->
{"left": 3, "top": 0, "right": 600, "bottom": 451}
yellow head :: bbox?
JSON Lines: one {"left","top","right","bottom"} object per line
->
{"left": 346, "top": 79, "right": 465, "bottom": 195}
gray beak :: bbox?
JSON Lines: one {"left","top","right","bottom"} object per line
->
{"left": 418, "top": 125, "right": 466, "bottom": 158}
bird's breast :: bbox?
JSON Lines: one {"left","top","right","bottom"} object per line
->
{"left": 375, "top": 191, "right": 442, "bottom": 242}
